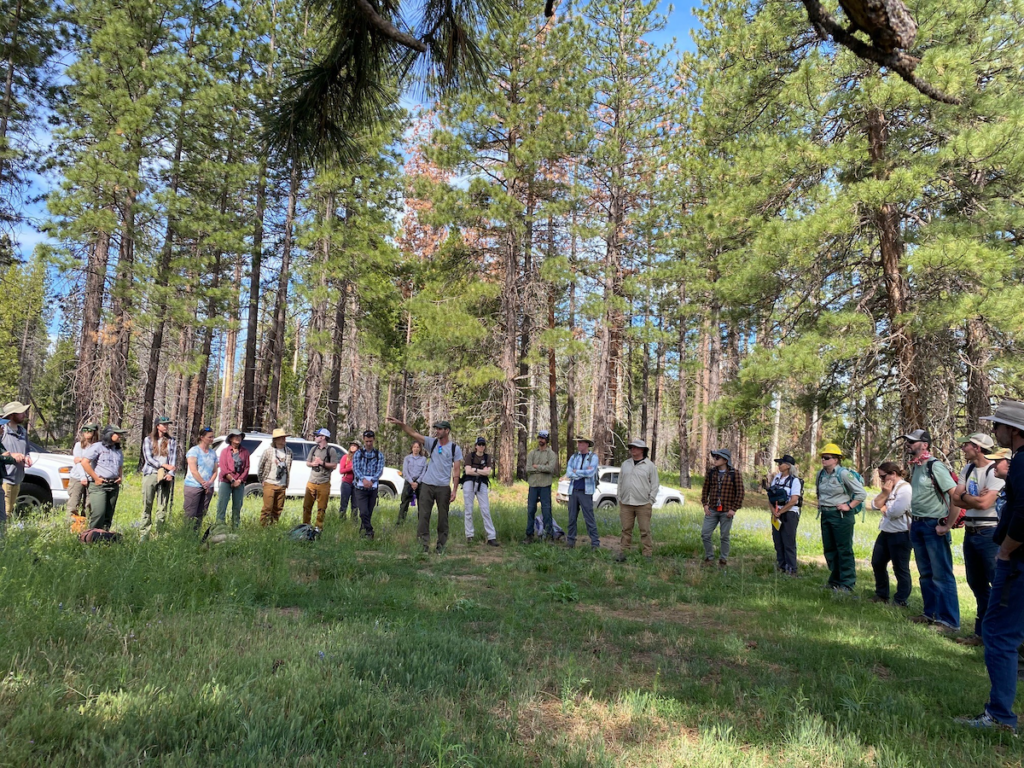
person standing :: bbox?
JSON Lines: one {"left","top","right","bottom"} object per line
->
{"left": 565, "top": 436, "right": 601, "bottom": 550}
{"left": 956, "top": 400, "right": 1024, "bottom": 733}
{"left": 461, "top": 437, "right": 498, "bottom": 547}
{"left": 902, "top": 428, "right": 960, "bottom": 632}
{"left": 303, "top": 429, "right": 339, "bottom": 532}
{"left": 614, "top": 438, "right": 659, "bottom": 562}
{"left": 768, "top": 455, "right": 802, "bottom": 575}
{"left": 814, "top": 443, "right": 866, "bottom": 592}
{"left": 398, "top": 441, "right": 426, "bottom": 525}
{"left": 0, "top": 418, "right": 17, "bottom": 533}
{"left": 141, "top": 416, "right": 177, "bottom": 538}
{"left": 183, "top": 427, "right": 218, "bottom": 531}
{"left": 81, "top": 426, "right": 126, "bottom": 531}
{"left": 524, "top": 430, "right": 559, "bottom": 542}
{"left": 387, "top": 417, "right": 462, "bottom": 554}
{"left": 701, "top": 449, "right": 745, "bottom": 567}
{"left": 869, "top": 462, "right": 913, "bottom": 606}
{"left": 338, "top": 440, "right": 359, "bottom": 521}
{"left": 950, "top": 433, "right": 1005, "bottom": 645}
{"left": 216, "top": 430, "right": 250, "bottom": 528}
{"left": 258, "top": 429, "right": 292, "bottom": 526}
{"left": 1, "top": 401, "right": 33, "bottom": 518}
{"left": 351, "top": 430, "right": 385, "bottom": 539}
{"left": 68, "top": 424, "right": 98, "bottom": 523}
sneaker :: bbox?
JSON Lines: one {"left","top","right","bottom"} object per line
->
{"left": 868, "top": 596, "right": 889, "bottom": 604}
{"left": 955, "top": 634, "right": 984, "bottom": 647}
{"left": 434, "top": 546, "right": 445, "bottom": 555}
{"left": 466, "top": 537, "right": 474, "bottom": 545}
{"left": 892, "top": 600, "right": 909, "bottom": 608}
{"left": 931, "top": 622, "right": 959, "bottom": 636}
{"left": 521, "top": 535, "right": 536, "bottom": 545}
{"left": 614, "top": 551, "right": 628, "bottom": 563}
{"left": 486, "top": 539, "right": 500, "bottom": 547}
{"left": 909, "top": 615, "right": 933, "bottom": 625}
{"left": 954, "top": 711, "right": 1017, "bottom": 734}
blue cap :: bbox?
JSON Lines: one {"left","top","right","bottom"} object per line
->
{"left": 0, "top": 418, "right": 8, "bottom": 426}
{"left": 315, "top": 428, "right": 331, "bottom": 438}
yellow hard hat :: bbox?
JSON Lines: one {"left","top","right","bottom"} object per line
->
{"left": 820, "top": 443, "right": 844, "bottom": 457}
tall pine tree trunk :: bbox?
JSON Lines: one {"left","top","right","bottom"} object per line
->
{"left": 242, "top": 166, "right": 266, "bottom": 429}
{"left": 965, "top": 317, "right": 991, "bottom": 427}
{"left": 76, "top": 224, "right": 112, "bottom": 425}
{"left": 303, "top": 192, "right": 333, "bottom": 435}
{"left": 219, "top": 252, "right": 243, "bottom": 433}
{"left": 498, "top": 227, "right": 519, "bottom": 485}
{"left": 107, "top": 182, "right": 138, "bottom": 425}
{"left": 326, "top": 275, "right": 348, "bottom": 438}
{"left": 266, "top": 161, "right": 299, "bottom": 427}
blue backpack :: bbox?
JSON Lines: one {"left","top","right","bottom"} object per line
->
{"left": 816, "top": 466, "right": 866, "bottom": 520}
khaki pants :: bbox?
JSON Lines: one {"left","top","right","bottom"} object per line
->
{"left": 620, "top": 503, "right": 653, "bottom": 556}
{"left": 3, "top": 483, "right": 20, "bottom": 518}
{"left": 141, "top": 473, "right": 173, "bottom": 537}
{"left": 302, "top": 482, "right": 330, "bottom": 528}
{"left": 67, "top": 480, "right": 90, "bottom": 515}
{"left": 261, "top": 483, "right": 287, "bottom": 526}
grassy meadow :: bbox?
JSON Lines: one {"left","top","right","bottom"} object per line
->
{"left": 0, "top": 476, "right": 1021, "bottom": 766}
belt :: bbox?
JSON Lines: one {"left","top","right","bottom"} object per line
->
{"left": 964, "top": 523, "right": 998, "bottom": 532}
{"left": 911, "top": 515, "right": 939, "bottom": 523}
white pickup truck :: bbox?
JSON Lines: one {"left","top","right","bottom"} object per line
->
{"left": 9, "top": 440, "right": 74, "bottom": 512}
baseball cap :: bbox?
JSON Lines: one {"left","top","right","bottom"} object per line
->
{"left": 959, "top": 433, "right": 995, "bottom": 450}
{"left": 316, "top": 428, "right": 331, "bottom": 438}
{"left": 363, "top": 429, "right": 375, "bottom": 438}
{"left": 475, "top": 436, "right": 487, "bottom": 445}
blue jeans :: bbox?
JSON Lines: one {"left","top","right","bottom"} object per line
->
{"left": 526, "top": 486, "right": 553, "bottom": 538}
{"left": 567, "top": 489, "right": 599, "bottom": 548}
{"left": 982, "top": 558, "right": 1024, "bottom": 727}
{"left": 215, "top": 482, "right": 245, "bottom": 527}
{"left": 910, "top": 517, "right": 960, "bottom": 629}
{"left": 964, "top": 526, "right": 1000, "bottom": 636}
{"left": 339, "top": 481, "right": 354, "bottom": 520}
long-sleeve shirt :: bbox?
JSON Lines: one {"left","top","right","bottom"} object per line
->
{"left": 872, "top": 479, "right": 912, "bottom": 533}
{"left": 403, "top": 453, "right": 427, "bottom": 484}
{"left": 526, "top": 447, "right": 558, "bottom": 487}
{"left": 816, "top": 466, "right": 867, "bottom": 509}
{"left": 338, "top": 454, "right": 354, "bottom": 484}
{"left": 995, "top": 449, "right": 1024, "bottom": 555}
{"left": 218, "top": 446, "right": 250, "bottom": 484}
{"left": 565, "top": 452, "right": 599, "bottom": 495}
{"left": 701, "top": 467, "right": 745, "bottom": 512}
{"left": 2, "top": 425, "right": 29, "bottom": 485}
{"left": 352, "top": 448, "right": 385, "bottom": 490}
{"left": 142, "top": 436, "right": 177, "bottom": 477}
{"left": 618, "top": 458, "right": 660, "bottom": 506}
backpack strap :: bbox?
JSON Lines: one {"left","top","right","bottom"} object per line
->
{"left": 925, "top": 459, "right": 950, "bottom": 505}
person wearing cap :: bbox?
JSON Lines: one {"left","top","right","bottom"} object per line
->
{"left": 869, "top": 462, "right": 913, "bottom": 606}
{"left": 461, "top": 437, "right": 498, "bottom": 546}
{"left": 141, "top": 416, "right": 177, "bottom": 538}
{"left": 950, "top": 432, "right": 1005, "bottom": 644}
{"left": 351, "top": 430, "right": 385, "bottom": 539}
{"left": 183, "top": 427, "right": 219, "bottom": 531}
{"left": 700, "top": 449, "right": 744, "bottom": 566}
{"left": 303, "top": 429, "right": 340, "bottom": 532}
{"left": 1, "top": 401, "right": 33, "bottom": 518}
{"left": 387, "top": 416, "right": 462, "bottom": 553}
{"left": 902, "top": 428, "right": 960, "bottom": 631}
{"left": 525, "top": 430, "right": 559, "bottom": 542}
{"left": 338, "top": 440, "right": 360, "bottom": 521}
{"left": 955, "top": 401, "right": 1024, "bottom": 733}
{"left": 768, "top": 455, "right": 802, "bottom": 575}
{"left": 565, "top": 436, "right": 601, "bottom": 550}
{"left": 258, "top": 429, "right": 292, "bottom": 526}
{"left": 216, "top": 429, "right": 251, "bottom": 529}
{"left": 815, "top": 443, "right": 866, "bottom": 592}
{"left": 81, "top": 425, "right": 126, "bottom": 530}
{"left": 397, "top": 441, "right": 426, "bottom": 525}
{"left": 614, "top": 438, "right": 659, "bottom": 562}
{"left": 68, "top": 424, "right": 98, "bottom": 523}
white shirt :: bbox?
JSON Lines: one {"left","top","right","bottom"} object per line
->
{"left": 961, "top": 462, "right": 1005, "bottom": 525}
{"left": 70, "top": 442, "right": 88, "bottom": 481}
{"left": 872, "top": 479, "right": 912, "bottom": 533}
{"left": 770, "top": 473, "right": 803, "bottom": 513}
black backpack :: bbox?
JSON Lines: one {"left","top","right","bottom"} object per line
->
{"left": 79, "top": 528, "right": 122, "bottom": 544}
{"left": 288, "top": 524, "right": 320, "bottom": 542}
{"left": 767, "top": 475, "right": 796, "bottom": 506}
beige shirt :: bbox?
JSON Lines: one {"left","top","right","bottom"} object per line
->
{"left": 618, "top": 458, "right": 660, "bottom": 506}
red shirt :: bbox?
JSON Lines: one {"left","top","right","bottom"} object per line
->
{"left": 338, "top": 454, "right": 354, "bottom": 484}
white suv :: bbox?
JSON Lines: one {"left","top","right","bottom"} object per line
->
{"left": 8, "top": 440, "right": 74, "bottom": 512}
{"left": 210, "top": 433, "right": 405, "bottom": 499}
{"left": 556, "top": 465, "right": 684, "bottom": 510}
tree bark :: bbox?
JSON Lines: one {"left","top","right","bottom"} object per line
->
{"left": 964, "top": 317, "right": 991, "bottom": 428}
{"left": 266, "top": 161, "right": 299, "bottom": 427}
{"left": 106, "top": 182, "right": 138, "bottom": 426}
{"left": 242, "top": 165, "right": 266, "bottom": 429}
{"left": 76, "top": 223, "right": 112, "bottom": 426}
{"left": 219, "top": 251, "right": 243, "bottom": 433}
{"left": 303, "top": 192, "right": 333, "bottom": 435}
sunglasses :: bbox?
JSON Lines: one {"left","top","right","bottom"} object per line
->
{"left": 878, "top": 471, "right": 888, "bottom": 478}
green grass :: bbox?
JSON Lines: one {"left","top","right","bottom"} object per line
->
{"left": 0, "top": 478, "right": 1018, "bottom": 766}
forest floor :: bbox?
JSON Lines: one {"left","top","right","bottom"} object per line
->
{"left": 0, "top": 479, "right": 1018, "bottom": 766}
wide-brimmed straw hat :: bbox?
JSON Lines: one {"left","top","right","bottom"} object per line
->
{"left": 2, "top": 401, "right": 29, "bottom": 419}
{"left": 271, "top": 428, "right": 289, "bottom": 439}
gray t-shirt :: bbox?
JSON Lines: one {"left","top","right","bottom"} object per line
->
{"left": 83, "top": 442, "right": 124, "bottom": 481}
{"left": 421, "top": 437, "right": 463, "bottom": 486}
{"left": 308, "top": 445, "right": 340, "bottom": 485}
{"left": 2, "top": 425, "right": 29, "bottom": 485}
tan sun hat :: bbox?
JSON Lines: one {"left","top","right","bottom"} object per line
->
{"left": 984, "top": 447, "right": 1012, "bottom": 461}
{"left": 2, "top": 401, "right": 29, "bottom": 419}
{"left": 271, "top": 428, "right": 289, "bottom": 439}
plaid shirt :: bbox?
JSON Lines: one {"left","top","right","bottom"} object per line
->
{"left": 701, "top": 466, "right": 745, "bottom": 512}
{"left": 352, "top": 448, "right": 385, "bottom": 490}
{"left": 142, "top": 435, "right": 177, "bottom": 477}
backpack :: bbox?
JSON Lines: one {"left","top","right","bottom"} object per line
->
{"left": 928, "top": 458, "right": 967, "bottom": 529}
{"left": 816, "top": 466, "right": 866, "bottom": 520}
{"left": 288, "top": 523, "right": 320, "bottom": 542}
{"left": 767, "top": 475, "right": 796, "bottom": 507}
{"left": 201, "top": 522, "right": 239, "bottom": 547}
{"left": 79, "top": 528, "right": 122, "bottom": 544}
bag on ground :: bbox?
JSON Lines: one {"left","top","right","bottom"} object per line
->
{"left": 288, "top": 523, "right": 320, "bottom": 542}
{"left": 79, "top": 528, "right": 122, "bottom": 544}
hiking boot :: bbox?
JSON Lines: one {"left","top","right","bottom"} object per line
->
{"left": 486, "top": 539, "right": 500, "bottom": 547}
{"left": 521, "top": 535, "right": 536, "bottom": 545}
{"left": 566, "top": 541, "right": 576, "bottom": 549}
{"left": 931, "top": 623, "right": 958, "bottom": 636}
{"left": 909, "top": 615, "right": 933, "bottom": 625}
{"left": 892, "top": 600, "right": 909, "bottom": 608}
{"left": 954, "top": 711, "right": 1017, "bottom": 734}
{"left": 702, "top": 557, "right": 715, "bottom": 567}
{"left": 955, "top": 634, "right": 984, "bottom": 647}
{"left": 466, "top": 537, "right": 474, "bottom": 545}
{"left": 614, "top": 551, "right": 628, "bottom": 563}
{"left": 868, "top": 595, "right": 889, "bottom": 604}
{"left": 718, "top": 558, "right": 728, "bottom": 568}
{"left": 434, "top": 546, "right": 445, "bottom": 555}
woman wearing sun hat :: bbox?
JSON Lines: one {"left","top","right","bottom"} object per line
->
{"left": 258, "top": 428, "right": 292, "bottom": 526}
{"left": 1, "top": 400, "right": 32, "bottom": 519}
{"left": 216, "top": 429, "right": 250, "bottom": 528}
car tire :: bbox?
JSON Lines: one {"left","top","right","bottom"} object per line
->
{"left": 597, "top": 498, "right": 616, "bottom": 511}
{"left": 378, "top": 483, "right": 396, "bottom": 500}
{"left": 663, "top": 499, "right": 683, "bottom": 507}
{"left": 16, "top": 482, "right": 50, "bottom": 514}
{"left": 243, "top": 482, "right": 264, "bottom": 499}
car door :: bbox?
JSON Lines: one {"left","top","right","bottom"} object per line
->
{"left": 286, "top": 440, "right": 312, "bottom": 495}
{"left": 595, "top": 470, "right": 618, "bottom": 504}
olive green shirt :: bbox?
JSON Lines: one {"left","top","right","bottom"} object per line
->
{"left": 817, "top": 466, "right": 867, "bottom": 508}
{"left": 526, "top": 447, "right": 559, "bottom": 487}
{"left": 910, "top": 461, "right": 955, "bottom": 519}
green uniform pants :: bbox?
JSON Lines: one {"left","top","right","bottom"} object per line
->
{"left": 141, "top": 473, "right": 173, "bottom": 537}
{"left": 820, "top": 506, "right": 856, "bottom": 589}
{"left": 88, "top": 482, "right": 120, "bottom": 531}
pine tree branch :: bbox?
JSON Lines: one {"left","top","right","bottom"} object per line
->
{"left": 799, "top": 0, "right": 961, "bottom": 105}
{"left": 353, "top": 0, "right": 427, "bottom": 53}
